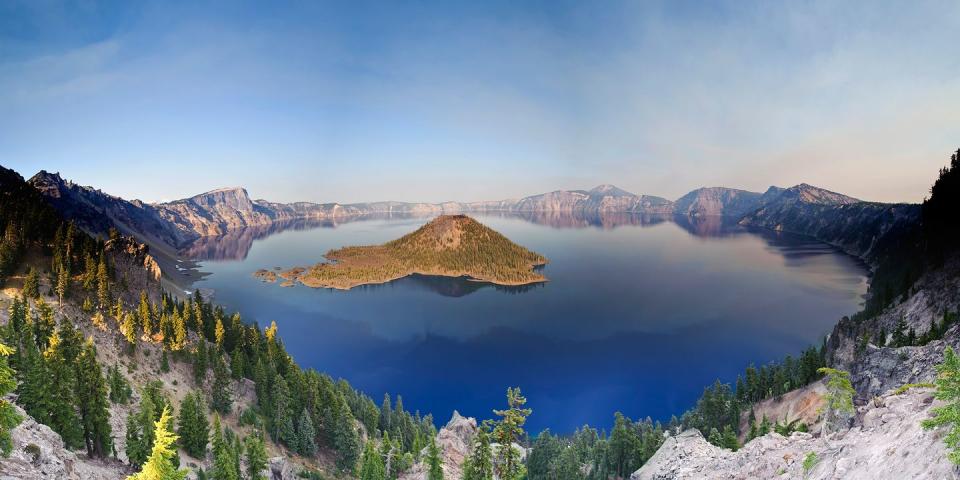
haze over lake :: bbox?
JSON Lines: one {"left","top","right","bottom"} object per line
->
{"left": 185, "top": 213, "right": 868, "bottom": 432}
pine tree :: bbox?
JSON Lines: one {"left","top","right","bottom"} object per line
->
{"left": 96, "top": 255, "right": 110, "bottom": 309}
{"left": 127, "top": 393, "right": 157, "bottom": 468}
{"left": 55, "top": 266, "right": 69, "bottom": 308}
{"left": 193, "top": 341, "right": 208, "bottom": 384}
{"left": 923, "top": 347, "right": 960, "bottom": 464}
{"left": 271, "top": 376, "right": 295, "bottom": 445}
{"left": 210, "top": 415, "right": 240, "bottom": 480}
{"left": 160, "top": 349, "right": 170, "bottom": 373}
{"left": 121, "top": 311, "right": 138, "bottom": 350}
{"left": 176, "top": 391, "right": 209, "bottom": 459}
{"left": 244, "top": 431, "right": 268, "bottom": 480}
{"left": 463, "top": 427, "right": 493, "bottom": 480}
{"left": 491, "top": 387, "right": 530, "bottom": 480}
{"left": 108, "top": 365, "right": 133, "bottom": 404}
{"left": 127, "top": 406, "right": 187, "bottom": 480}
{"left": 211, "top": 353, "right": 232, "bottom": 414}
{"left": 75, "top": 340, "right": 113, "bottom": 458}
{"left": 170, "top": 310, "right": 187, "bottom": 351}
{"left": 297, "top": 407, "right": 318, "bottom": 457}
{"left": 359, "top": 440, "right": 386, "bottom": 480}
{"left": 426, "top": 435, "right": 444, "bottom": 480}
{"left": 214, "top": 318, "right": 226, "bottom": 348}
{"left": 43, "top": 329, "right": 84, "bottom": 449}
{"left": 139, "top": 291, "right": 152, "bottom": 339}
{"left": 23, "top": 267, "right": 39, "bottom": 299}
{"left": 0, "top": 342, "right": 23, "bottom": 456}
{"left": 818, "top": 367, "right": 855, "bottom": 435}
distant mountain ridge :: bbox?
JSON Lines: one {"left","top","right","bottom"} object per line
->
{"left": 27, "top": 171, "right": 914, "bottom": 264}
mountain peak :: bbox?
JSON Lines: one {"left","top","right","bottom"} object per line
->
{"left": 784, "top": 183, "right": 860, "bottom": 205}
{"left": 589, "top": 184, "right": 635, "bottom": 197}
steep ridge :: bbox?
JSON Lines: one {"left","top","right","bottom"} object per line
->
{"left": 739, "top": 183, "right": 920, "bottom": 262}
{"left": 673, "top": 187, "right": 763, "bottom": 217}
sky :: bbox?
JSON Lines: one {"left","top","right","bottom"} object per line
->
{"left": 1, "top": 1, "right": 959, "bottom": 204}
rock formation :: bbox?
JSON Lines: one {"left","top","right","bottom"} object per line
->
{"left": 633, "top": 388, "right": 957, "bottom": 480}
{"left": 400, "top": 411, "right": 478, "bottom": 480}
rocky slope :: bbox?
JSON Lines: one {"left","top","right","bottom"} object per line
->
{"left": 633, "top": 388, "right": 957, "bottom": 480}
{"left": 400, "top": 412, "right": 477, "bottom": 480}
{"left": 672, "top": 187, "right": 763, "bottom": 218}
{"left": 738, "top": 184, "right": 920, "bottom": 261}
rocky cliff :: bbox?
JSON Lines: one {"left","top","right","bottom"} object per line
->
{"left": 400, "top": 411, "right": 477, "bottom": 480}
{"left": 633, "top": 388, "right": 957, "bottom": 480}
{"left": 672, "top": 187, "right": 763, "bottom": 218}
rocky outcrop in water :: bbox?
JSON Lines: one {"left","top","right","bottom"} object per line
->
{"left": 632, "top": 388, "right": 957, "bottom": 480}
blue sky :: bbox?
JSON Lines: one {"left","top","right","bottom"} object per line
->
{"left": 1, "top": 0, "right": 958, "bottom": 204}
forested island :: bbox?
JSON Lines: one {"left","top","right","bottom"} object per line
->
{"left": 255, "top": 215, "right": 548, "bottom": 290}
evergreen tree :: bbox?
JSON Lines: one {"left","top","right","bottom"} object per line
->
{"left": 491, "top": 387, "right": 530, "bottom": 480}
{"left": 193, "top": 341, "right": 208, "bottom": 384}
{"left": 139, "top": 291, "right": 152, "bottom": 339}
{"left": 244, "top": 431, "right": 268, "bottom": 480}
{"left": 121, "top": 311, "right": 138, "bottom": 350}
{"left": 818, "top": 368, "right": 855, "bottom": 435}
{"left": 271, "top": 376, "right": 295, "bottom": 445}
{"left": 43, "top": 329, "right": 84, "bottom": 449}
{"left": 426, "top": 435, "right": 444, "bottom": 480}
{"left": 96, "top": 256, "right": 110, "bottom": 309}
{"left": 554, "top": 447, "right": 584, "bottom": 480}
{"left": 462, "top": 427, "right": 493, "bottom": 480}
{"left": 55, "top": 266, "right": 69, "bottom": 308}
{"left": 127, "top": 406, "right": 187, "bottom": 480}
{"left": 210, "top": 415, "right": 240, "bottom": 480}
{"left": 359, "top": 440, "right": 386, "bottom": 480}
{"left": 176, "top": 391, "right": 209, "bottom": 459}
{"left": 127, "top": 393, "right": 158, "bottom": 468}
{"left": 160, "top": 349, "right": 170, "bottom": 373}
{"left": 210, "top": 353, "right": 232, "bottom": 414}
{"left": 108, "top": 365, "right": 133, "bottom": 404}
{"left": 923, "top": 347, "right": 960, "bottom": 464}
{"left": 23, "top": 267, "right": 39, "bottom": 299}
{"left": 75, "top": 340, "right": 113, "bottom": 458}
{"left": 297, "top": 407, "right": 317, "bottom": 457}
{"left": 0, "top": 343, "right": 22, "bottom": 456}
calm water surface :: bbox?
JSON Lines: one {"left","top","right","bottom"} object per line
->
{"left": 186, "top": 213, "right": 867, "bottom": 433}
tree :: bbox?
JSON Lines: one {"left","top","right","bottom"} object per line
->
{"left": 121, "top": 312, "right": 138, "bottom": 350}
{"left": 271, "top": 376, "right": 295, "bottom": 445}
{"left": 43, "top": 329, "right": 84, "bottom": 449}
{"left": 923, "top": 347, "right": 960, "bottom": 464}
{"left": 491, "top": 387, "right": 531, "bottom": 480}
{"left": 210, "top": 415, "right": 240, "bottom": 480}
{"left": 0, "top": 343, "right": 23, "bottom": 456}
{"left": 139, "top": 291, "right": 152, "bottom": 339}
{"left": 23, "top": 267, "right": 39, "bottom": 299}
{"left": 463, "top": 427, "right": 493, "bottom": 480}
{"left": 210, "top": 353, "right": 232, "bottom": 414}
{"left": 108, "top": 365, "right": 133, "bottom": 404}
{"left": 96, "top": 256, "right": 110, "bottom": 309}
{"left": 127, "top": 394, "right": 157, "bottom": 468}
{"left": 75, "top": 340, "right": 113, "bottom": 458}
{"left": 818, "top": 367, "right": 855, "bottom": 435}
{"left": 177, "top": 391, "right": 209, "bottom": 459}
{"left": 426, "top": 435, "right": 444, "bottom": 480}
{"left": 297, "top": 407, "right": 317, "bottom": 457}
{"left": 244, "top": 431, "right": 268, "bottom": 480}
{"left": 553, "top": 446, "right": 583, "bottom": 480}
{"left": 359, "top": 440, "right": 386, "bottom": 480}
{"left": 55, "top": 266, "right": 69, "bottom": 308}
{"left": 127, "top": 406, "right": 187, "bottom": 480}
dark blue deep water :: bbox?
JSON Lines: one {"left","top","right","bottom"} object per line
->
{"left": 185, "top": 213, "right": 867, "bottom": 433}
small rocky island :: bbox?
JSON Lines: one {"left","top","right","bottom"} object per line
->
{"left": 254, "top": 214, "right": 548, "bottom": 290}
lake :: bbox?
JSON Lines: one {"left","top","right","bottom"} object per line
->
{"left": 184, "top": 212, "right": 868, "bottom": 433}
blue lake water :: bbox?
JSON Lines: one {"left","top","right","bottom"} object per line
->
{"left": 185, "top": 213, "right": 868, "bottom": 433}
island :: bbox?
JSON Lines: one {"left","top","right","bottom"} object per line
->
{"left": 254, "top": 214, "right": 548, "bottom": 290}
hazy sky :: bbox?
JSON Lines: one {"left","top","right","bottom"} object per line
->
{"left": 1, "top": 1, "right": 959, "bottom": 204}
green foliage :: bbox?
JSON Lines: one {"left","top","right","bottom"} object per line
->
{"left": 922, "top": 347, "right": 960, "bottom": 464}
{"left": 210, "top": 415, "right": 240, "bottom": 480}
{"left": 426, "top": 435, "right": 444, "bottom": 480}
{"left": 177, "top": 391, "right": 209, "bottom": 459}
{"left": 23, "top": 267, "right": 39, "bottom": 299}
{"left": 291, "top": 215, "right": 548, "bottom": 289}
{"left": 818, "top": 368, "right": 855, "bottom": 435}
{"left": 75, "top": 340, "right": 113, "bottom": 457}
{"left": 244, "top": 431, "right": 269, "bottom": 480}
{"left": 127, "top": 406, "right": 188, "bottom": 480}
{"left": 802, "top": 451, "right": 818, "bottom": 473}
{"left": 297, "top": 407, "right": 318, "bottom": 457}
{"left": 108, "top": 364, "right": 133, "bottom": 404}
{"left": 0, "top": 342, "right": 23, "bottom": 456}
{"left": 894, "top": 382, "right": 936, "bottom": 395}
{"left": 462, "top": 427, "right": 493, "bottom": 480}
{"left": 491, "top": 387, "right": 530, "bottom": 480}
{"left": 359, "top": 440, "right": 386, "bottom": 480}
{"left": 210, "top": 353, "right": 232, "bottom": 414}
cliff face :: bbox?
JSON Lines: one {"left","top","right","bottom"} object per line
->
{"left": 673, "top": 187, "right": 763, "bottom": 217}
{"left": 738, "top": 184, "right": 920, "bottom": 261}
{"left": 632, "top": 388, "right": 956, "bottom": 480}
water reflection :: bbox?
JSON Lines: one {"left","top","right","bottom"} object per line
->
{"left": 181, "top": 211, "right": 756, "bottom": 262}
